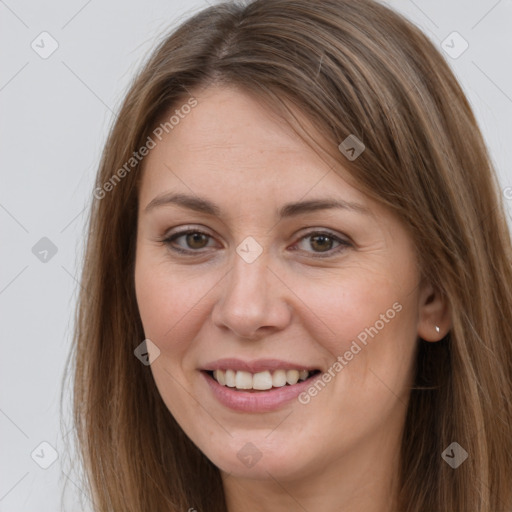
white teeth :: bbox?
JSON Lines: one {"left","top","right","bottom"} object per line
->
{"left": 211, "top": 368, "right": 313, "bottom": 390}
{"left": 253, "top": 371, "right": 273, "bottom": 390}
{"left": 286, "top": 369, "right": 299, "bottom": 385}
{"left": 213, "top": 369, "right": 226, "bottom": 386}
{"left": 225, "top": 369, "right": 236, "bottom": 387}
{"left": 272, "top": 369, "right": 287, "bottom": 388}
{"left": 235, "top": 371, "right": 253, "bottom": 389}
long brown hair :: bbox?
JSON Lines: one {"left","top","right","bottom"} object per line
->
{"left": 69, "top": 0, "right": 512, "bottom": 510}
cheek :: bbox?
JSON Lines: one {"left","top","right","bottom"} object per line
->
{"left": 289, "top": 269, "right": 406, "bottom": 352}
{"left": 134, "top": 256, "right": 215, "bottom": 350}
{"left": 134, "top": 257, "right": 210, "bottom": 419}
{"left": 289, "top": 267, "right": 419, "bottom": 407}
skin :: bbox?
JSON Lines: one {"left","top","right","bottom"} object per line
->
{"left": 134, "top": 84, "right": 450, "bottom": 512}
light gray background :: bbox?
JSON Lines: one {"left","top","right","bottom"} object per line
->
{"left": 1, "top": 0, "right": 511, "bottom": 510}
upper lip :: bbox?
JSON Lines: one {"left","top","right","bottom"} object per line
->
{"left": 202, "top": 358, "right": 320, "bottom": 373}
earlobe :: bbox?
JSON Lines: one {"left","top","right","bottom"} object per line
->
{"left": 417, "top": 280, "right": 451, "bottom": 342}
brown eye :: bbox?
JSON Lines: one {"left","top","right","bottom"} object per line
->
{"left": 163, "top": 229, "right": 216, "bottom": 253}
{"left": 293, "top": 230, "right": 351, "bottom": 258}
{"left": 185, "top": 232, "right": 209, "bottom": 249}
{"left": 309, "top": 234, "right": 334, "bottom": 252}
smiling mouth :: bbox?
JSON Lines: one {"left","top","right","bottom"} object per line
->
{"left": 204, "top": 369, "right": 321, "bottom": 392}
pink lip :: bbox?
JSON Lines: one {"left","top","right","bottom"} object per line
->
{"left": 200, "top": 370, "right": 320, "bottom": 413}
{"left": 202, "top": 358, "right": 319, "bottom": 373}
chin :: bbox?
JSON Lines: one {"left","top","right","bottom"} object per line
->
{"left": 201, "top": 433, "right": 319, "bottom": 482}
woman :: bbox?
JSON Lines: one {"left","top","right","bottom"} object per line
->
{"left": 70, "top": 0, "right": 512, "bottom": 510}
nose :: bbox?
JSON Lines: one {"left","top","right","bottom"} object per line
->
{"left": 211, "top": 252, "right": 293, "bottom": 340}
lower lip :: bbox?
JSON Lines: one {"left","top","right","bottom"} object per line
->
{"left": 201, "top": 371, "right": 319, "bottom": 412}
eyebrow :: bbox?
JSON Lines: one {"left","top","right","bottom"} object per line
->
{"left": 143, "top": 192, "right": 370, "bottom": 218}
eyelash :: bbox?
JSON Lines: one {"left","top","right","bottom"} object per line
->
{"left": 160, "top": 228, "right": 352, "bottom": 258}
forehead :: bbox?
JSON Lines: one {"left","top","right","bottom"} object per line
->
{"left": 152, "top": 87, "right": 320, "bottom": 170}
{"left": 139, "top": 85, "right": 367, "bottom": 207}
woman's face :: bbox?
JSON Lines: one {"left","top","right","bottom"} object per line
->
{"left": 135, "top": 84, "right": 431, "bottom": 483}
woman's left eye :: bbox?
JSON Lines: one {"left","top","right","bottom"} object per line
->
{"left": 292, "top": 231, "right": 351, "bottom": 257}
{"left": 161, "top": 229, "right": 351, "bottom": 257}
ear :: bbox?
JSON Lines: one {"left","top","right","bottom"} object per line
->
{"left": 417, "top": 279, "right": 451, "bottom": 342}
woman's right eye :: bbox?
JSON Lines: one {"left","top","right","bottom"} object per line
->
{"left": 162, "top": 229, "right": 217, "bottom": 254}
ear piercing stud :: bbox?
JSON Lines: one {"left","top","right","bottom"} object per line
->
{"left": 435, "top": 325, "right": 441, "bottom": 334}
